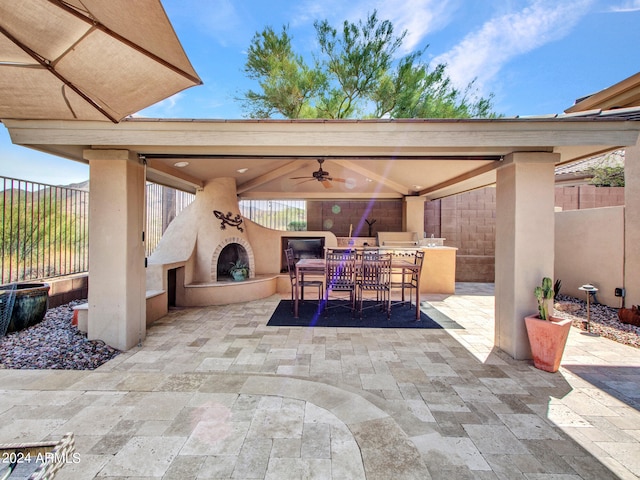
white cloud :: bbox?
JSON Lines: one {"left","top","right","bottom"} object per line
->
{"left": 135, "top": 93, "right": 184, "bottom": 118}
{"left": 290, "top": 0, "right": 339, "bottom": 26}
{"left": 357, "top": 0, "right": 457, "bottom": 54}
{"left": 291, "top": 0, "right": 457, "bottom": 54}
{"left": 432, "top": 0, "right": 594, "bottom": 96}
{"left": 609, "top": 0, "right": 640, "bottom": 11}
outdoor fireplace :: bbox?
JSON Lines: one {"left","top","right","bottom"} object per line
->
{"left": 210, "top": 235, "right": 255, "bottom": 282}
{"left": 147, "top": 178, "right": 256, "bottom": 284}
{"left": 215, "top": 241, "right": 250, "bottom": 280}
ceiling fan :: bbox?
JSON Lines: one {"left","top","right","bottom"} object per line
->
{"left": 290, "top": 159, "right": 347, "bottom": 189}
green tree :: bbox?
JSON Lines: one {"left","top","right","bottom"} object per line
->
{"left": 287, "top": 221, "right": 307, "bottom": 231}
{"left": 242, "top": 26, "right": 325, "bottom": 118}
{"left": 588, "top": 166, "right": 625, "bottom": 187}
{"left": 241, "top": 11, "right": 497, "bottom": 119}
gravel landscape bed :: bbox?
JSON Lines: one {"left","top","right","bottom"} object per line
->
{"left": 1, "top": 294, "right": 638, "bottom": 370}
{"left": 554, "top": 294, "right": 640, "bottom": 349}
{"left": 0, "top": 299, "right": 120, "bottom": 370}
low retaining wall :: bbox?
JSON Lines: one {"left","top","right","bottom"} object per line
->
{"left": 46, "top": 273, "right": 88, "bottom": 308}
{"left": 74, "top": 289, "right": 168, "bottom": 333}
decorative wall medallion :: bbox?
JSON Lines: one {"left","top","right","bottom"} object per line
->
{"left": 213, "top": 210, "right": 244, "bottom": 232}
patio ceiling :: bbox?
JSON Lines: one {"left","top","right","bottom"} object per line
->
{"left": 3, "top": 115, "right": 640, "bottom": 200}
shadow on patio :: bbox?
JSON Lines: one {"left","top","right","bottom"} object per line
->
{"left": 0, "top": 284, "right": 639, "bottom": 479}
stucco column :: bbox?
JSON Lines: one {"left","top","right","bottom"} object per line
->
{"left": 625, "top": 140, "right": 640, "bottom": 307}
{"left": 85, "top": 149, "right": 146, "bottom": 351}
{"left": 495, "top": 152, "right": 558, "bottom": 359}
{"left": 403, "top": 196, "right": 426, "bottom": 236}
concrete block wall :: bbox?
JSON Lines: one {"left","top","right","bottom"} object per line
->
{"left": 306, "top": 186, "right": 623, "bottom": 284}
{"left": 424, "top": 200, "right": 441, "bottom": 238}
{"left": 555, "top": 185, "right": 624, "bottom": 210}
{"left": 307, "top": 200, "right": 403, "bottom": 237}
{"left": 426, "top": 188, "right": 497, "bottom": 282}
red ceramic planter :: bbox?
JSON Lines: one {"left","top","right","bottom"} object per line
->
{"left": 524, "top": 314, "right": 572, "bottom": 373}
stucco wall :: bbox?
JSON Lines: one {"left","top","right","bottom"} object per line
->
{"left": 555, "top": 206, "right": 625, "bottom": 308}
{"left": 625, "top": 140, "right": 640, "bottom": 308}
{"left": 244, "top": 219, "right": 337, "bottom": 274}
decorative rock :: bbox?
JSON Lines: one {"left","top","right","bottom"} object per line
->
{"left": 555, "top": 302, "right": 580, "bottom": 313}
{"left": 553, "top": 294, "right": 640, "bottom": 349}
{"left": 0, "top": 299, "right": 120, "bottom": 370}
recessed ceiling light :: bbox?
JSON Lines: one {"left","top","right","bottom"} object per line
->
{"left": 237, "top": 168, "right": 249, "bottom": 173}
{"left": 173, "top": 161, "right": 189, "bottom": 168}
{"left": 413, "top": 185, "right": 423, "bottom": 190}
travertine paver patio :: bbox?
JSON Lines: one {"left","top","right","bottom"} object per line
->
{"left": 0, "top": 283, "right": 639, "bottom": 479}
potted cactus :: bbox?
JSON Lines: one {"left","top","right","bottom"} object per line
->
{"left": 524, "top": 277, "right": 572, "bottom": 373}
{"left": 534, "top": 277, "right": 555, "bottom": 321}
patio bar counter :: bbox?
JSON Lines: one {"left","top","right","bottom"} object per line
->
{"left": 419, "top": 246, "right": 457, "bottom": 294}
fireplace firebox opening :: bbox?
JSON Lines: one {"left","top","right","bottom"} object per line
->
{"left": 217, "top": 243, "right": 249, "bottom": 280}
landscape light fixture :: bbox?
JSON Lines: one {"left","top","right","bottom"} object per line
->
{"left": 578, "top": 284, "right": 598, "bottom": 334}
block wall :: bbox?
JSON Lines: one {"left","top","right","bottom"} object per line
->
{"left": 555, "top": 185, "right": 625, "bottom": 211}
{"left": 308, "top": 186, "right": 623, "bottom": 284}
{"left": 426, "top": 187, "right": 496, "bottom": 282}
{"left": 307, "top": 200, "right": 403, "bottom": 237}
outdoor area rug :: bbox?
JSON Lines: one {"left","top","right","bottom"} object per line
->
{"left": 267, "top": 300, "right": 463, "bottom": 329}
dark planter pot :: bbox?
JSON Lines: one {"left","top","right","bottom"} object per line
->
{"left": 231, "top": 271, "right": 247, "bottom": 281}
{"left": 7, "top": 283, "right": 50, "bottom": 333}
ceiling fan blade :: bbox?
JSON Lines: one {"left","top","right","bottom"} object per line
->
{"left": 328, "top": 177, "right": 347, "bottom": 183}
{"left": 290, "top": 176, "right": 313, "bottom": 180}
{"left": 295, "top": 179, "right": 316, "bottom": 185}
{"left": 321, "top": 179, "right": 333, "bottom": 189}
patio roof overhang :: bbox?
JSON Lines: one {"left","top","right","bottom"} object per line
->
{"left": 3, "top": 115, "right": 640, "bottom": 200}
{"left": 565, "top": 71, "right": 640, "bottom": 113}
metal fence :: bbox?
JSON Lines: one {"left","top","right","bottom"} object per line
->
{"left": 239, "top": 199, "right": 307, "bottom": 231}
{"left": 145, "top": 194, "right": 306, "bottom": 256}
{"left": 1, "top": 177, "right": 89, "bottom": 284}
{"left": 145, "top": 196, "right": 307, "bottom": 256}
{"left": 1, "top": 176, "right": 307, "bottom": 283}
{"left": 145, "top": 183, "right": 195, "bottom": 257}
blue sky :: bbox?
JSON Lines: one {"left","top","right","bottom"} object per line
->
{"left": 1, "top": 0, "right": 639, "bottom": 185}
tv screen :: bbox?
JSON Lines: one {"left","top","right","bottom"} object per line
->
{"left": 287, "top": 238, "right": 324, "bottom": 259}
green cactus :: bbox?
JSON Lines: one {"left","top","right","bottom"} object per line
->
{"left": 535, "top": 277, "right": 554, "bottom": 320}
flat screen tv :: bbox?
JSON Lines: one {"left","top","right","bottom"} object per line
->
{"left": 281, "top": 237, "right": 325, "bottom": 272}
